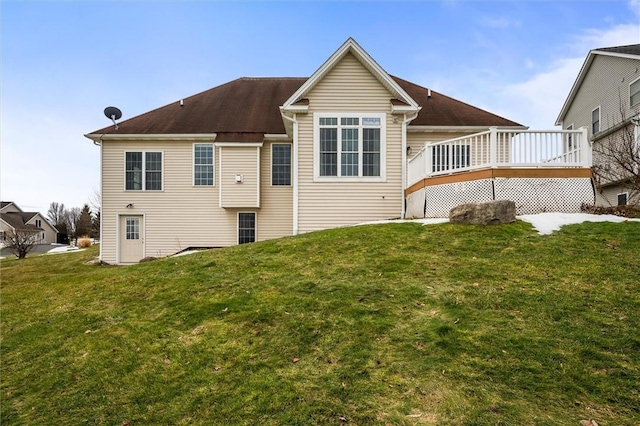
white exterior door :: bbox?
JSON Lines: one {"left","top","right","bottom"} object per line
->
{"left": 119, "top": 215, "right": 144, "bottom": 264}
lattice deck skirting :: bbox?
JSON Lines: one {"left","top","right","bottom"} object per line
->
{"left": 405, "top": 168, "right": 595, "bottom": 218}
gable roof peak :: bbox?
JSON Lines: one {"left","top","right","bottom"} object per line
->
{"left": 281, "top": 38, "right": 420, "bottom": 112}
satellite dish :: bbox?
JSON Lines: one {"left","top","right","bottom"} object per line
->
{"left": 104, "top": 106, "right": 122, "bottom": 129}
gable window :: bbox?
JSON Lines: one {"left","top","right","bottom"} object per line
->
{"left": 315, "top": 113, "right": 385, "bottom": 180}
{"left": 431, "top": 145, "right": 470, "bottom": 172}
{"left": 238, "top": 212, "right": 256, "bottom": 244}
{"left": 591, "top": 107, "right": 601, "bottom": 135}
{"left": 194, "top": 144, "right": 214, "bottom": 186}
{"left": 271, "top": 144, "right": 291, "bottom": 186}
{"left": 631, "top": 77, "right": 640, "bottom": 107}
{"left": 35, "top": 219, "right": 42, "bottom": 228}
{"left": 125, "top": 152, "right": 163, "bottom": 191}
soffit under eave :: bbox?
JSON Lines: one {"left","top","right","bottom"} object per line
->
{"left": 281, "top": 38, "right": 420, "bottom": 111}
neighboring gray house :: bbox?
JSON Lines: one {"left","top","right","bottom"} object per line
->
{"left": 556, "top": 44, "right": 640, "bottom": 206}
{"left": 0, "top": 201, "right": 58, "bottom": 245}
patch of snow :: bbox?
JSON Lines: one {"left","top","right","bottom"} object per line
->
{"left": 356, "top": 213, "right": 639, "bottom": 235}
{"left": 172, "top": 249, "right": 206, "bottom": 257}
{"left": 47, "top": 246, "right": 83, "bottom": 254}
{"left": 517, "top": 213, "right": 640, "bottom": 235}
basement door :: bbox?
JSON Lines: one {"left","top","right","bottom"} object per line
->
{"left": 119, "top": 215, "right": 144, "bottom": 264}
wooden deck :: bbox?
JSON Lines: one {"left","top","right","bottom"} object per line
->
{"left": 405, "top": 167, "right": 593, "bottom": 197}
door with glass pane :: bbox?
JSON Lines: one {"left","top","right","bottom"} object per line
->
{"left": 119, "top": 215, "right": 144, "bottom": 263}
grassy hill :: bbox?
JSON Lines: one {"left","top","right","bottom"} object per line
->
{"left": 2, "top": 220, "right": 639, "bottom": 425}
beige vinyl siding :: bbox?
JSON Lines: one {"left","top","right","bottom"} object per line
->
{"left": 297, "top": 53, "right": 403, "bottom": 233}
{"left": 563, "top": 55, "right": 640, "bottom": 137}
{"left": 101, "top": 140, "right": 235, "bottom": 263}
{"left": 219, "top": 146, "right": 260, "bottom": 208}
{"left": 101, "top": 140, "right": 295, "bottom": 263}
{"left": 26, "top": 214, "right": 58, "bottom": 244}
{"left": 257, "top": 142, "right": 293, "bottom": 240}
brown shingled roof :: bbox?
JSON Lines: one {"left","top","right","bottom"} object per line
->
{"left": 391, "top": 76, "right": 522, "bottom": 127}
{"left": 91, "top": 77, "right": 307, "bottom": 136}
{"left": 89, "top": 75, "right": 522, "bottom": 136}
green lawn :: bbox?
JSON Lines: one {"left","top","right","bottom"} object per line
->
{"left": 2, "top": 220, "right": 639, "bottom": 425}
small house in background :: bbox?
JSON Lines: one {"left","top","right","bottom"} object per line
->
{"left": 86, "top": 38, "right": 594, "bottom": 264}
{"left": 0, "top": 201, "right": 58, "bottom": 244}
{"left": 556, "top": 44, "right": 640, "bottom": 206}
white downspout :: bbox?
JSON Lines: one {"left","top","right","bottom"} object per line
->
{"left": 280, "top": 111, "right": 299, "bottom": 235}
{"left": 401, "top": 111, "right": 420, "bottom": 219}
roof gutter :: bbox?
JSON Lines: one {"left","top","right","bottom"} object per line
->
{"left": 84, "top": 133, "right": 217, "bottom": 142}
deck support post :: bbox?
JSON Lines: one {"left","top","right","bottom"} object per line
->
{"left": 579, "top": 126, "right": 591, "bottom": 167}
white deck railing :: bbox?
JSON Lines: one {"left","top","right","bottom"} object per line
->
{"left": 407, "top": 127, "right": 591, "bottom": 187}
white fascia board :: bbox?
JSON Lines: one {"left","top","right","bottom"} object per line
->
{"left": 556, "top": 51, "right": 597, "bottom": 125}
{"left": 85, "top": 133, "right": 217, "bottom": 142}
{"left": 263, "top": 134, "right": 291, "bottom": 141}
{"left": 281, "top": 38, "right": 420, "bottom": 110}
{"left": 214, "top": 142, "right": 264, "bottom": 148}
{"left": 280, "top": 104, "right": 309, "bottom": 114}
{"left": 391, "top": 104, "right": 421, "bottom": 114}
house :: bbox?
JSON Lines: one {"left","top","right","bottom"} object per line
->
{"left": 86, "top": 38, "right": 592, "bottom": 264}
{"left": 0, "top": 201, "right": 58, "bottom": 245}
{"left": 556, "top": 44, "right": 640, "bottom": 207}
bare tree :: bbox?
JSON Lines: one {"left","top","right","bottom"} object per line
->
{"left": 89, "top": 188, "right": 101, "bottom": 216}
{"left": 4, "top": 229, "right": 39, "bottom": 259}
{"left": 47, "top": 202, "right": 66, "bottom": 226}
{"left": 65, "top": 207, "right": 82, "bottom": 240}
{"left": 591, "top": 116, "right": 640, "bottom": 206}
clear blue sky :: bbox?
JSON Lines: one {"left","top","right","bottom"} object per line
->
{"left": 2, "top": 0, "right": 639, "bottom": 215}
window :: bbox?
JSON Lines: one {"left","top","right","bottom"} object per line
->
{"left": 125, "top": 218, "right": 140, "bottom": 240}
{"left": 238, "top": 212, "right": 256, "bottom": 244}
{"left": 592, "top": 107, "right": 601, "bottom": 135}
{"left": 631, "top": 77, "right": 640, "bottom": 107}
{"left": 431, "top": 145, "right": 470, "bottom": 172}
{"left": 194, "top": 144, "right": 214, "bottom": 186}
{"left": 271, "top": 144, "right": 291, "bottom": 186}
{"left": 35, "top": 219, "right": 42, "bottom": 228}
{"left": 316, "top": 114, "right": 384, "bottom": 179}
{"left": 618, "top": 192, "right": 628, "bottom": 206}
{"left": 125, "top": 152, "right": 163, "bottom": 191}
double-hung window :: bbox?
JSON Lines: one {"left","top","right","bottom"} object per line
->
{"left": 316, "top": 113, "right": 384, "bottom": 180}
{"left": 272, "top": 144, "right": 291, "bottom": 186}
{"left": 194, "top": 144, "right": 214, "bottom": 186}
{"left": 125, "top": 151, "right": 163, "bottom": 191}
{"left": 592, "top": 107, "right": 601, "bottom": 135}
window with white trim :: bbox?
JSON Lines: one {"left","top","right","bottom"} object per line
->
{"left": 125, "top": 152, "right": 163, "bottom": 191}
{"left": 35, "top": 219, "right": 42, "bottom": 228}
{"left": 271, "top": 144, "right": 291, "bottom": 186}
{"left": 592, "top": 107, "right": 601, "bottom": 135}
{"left": 631, "top": 77, "right": 640, "bottom": 107}
{"left": 238, "top": 212, "right": 256, "bottom": 244}
{"left": 194, "top": 144, "right": 214, "bottom": 186}
{"left": 316, "top": 114, "right": 384, "bottom": 179}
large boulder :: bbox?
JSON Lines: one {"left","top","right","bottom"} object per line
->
{"left": 449, "top": 200, "right": 516, "bottom": 225}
